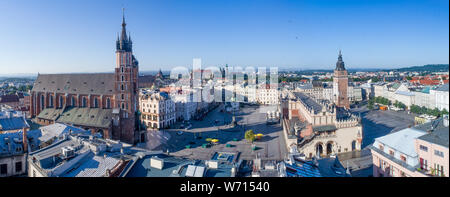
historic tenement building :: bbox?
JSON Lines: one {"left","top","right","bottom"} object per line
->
{"left": 333, "top": 51, "right": 350, "bottom": 109}
{"left": 139, "top": 90, "right": 176, "bottom": 130}
{"left": 29, "top": 14, "right": 139, "bottom": 144}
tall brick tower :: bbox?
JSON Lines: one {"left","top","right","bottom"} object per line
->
{"left": 114, "top": 10, "right": 139, "bottom": 143}
{"left": 333, "top": 50, "right": 349, "bottom": 109}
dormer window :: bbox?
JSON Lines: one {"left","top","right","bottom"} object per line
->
{"left": 400, "top": 155, "right": 407, "bottom": 162}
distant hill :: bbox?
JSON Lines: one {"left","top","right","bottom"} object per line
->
{"left": 388, "top": 64, "right": 449, "bottom": 72}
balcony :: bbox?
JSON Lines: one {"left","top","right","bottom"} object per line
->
{"left": 416, "top": 168, "right": 445, "bottom": 177}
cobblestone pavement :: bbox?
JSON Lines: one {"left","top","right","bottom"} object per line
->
{"left": 340, "top": 106, "right": 416, "bottom": 176}
{"left": 139, "top": 104, "right": 287, "bottom": 161}
{"left": 351, "top": 106, "right": 415, "bottom": 148}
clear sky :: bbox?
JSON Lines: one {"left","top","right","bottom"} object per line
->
{"left": 0, "top": 0, "right": 448, "bottom": 74}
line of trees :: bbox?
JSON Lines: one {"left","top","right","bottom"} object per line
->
{"left": 393, "top": 100, "right": 407, "bottom": 110}
{"left": 278, "top": 76, "right": 310, "bottom": 83}
{"left": 410, "top": 105, "right": 448, "bottom": 117}
{"left": 368, "top": 96, "right": 392, "bottom": 110}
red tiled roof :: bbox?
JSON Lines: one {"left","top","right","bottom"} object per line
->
{"left": 0, "top": 95, "right": 19, "bottom": 103}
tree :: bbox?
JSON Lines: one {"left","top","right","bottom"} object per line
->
{"left": 421, "top": 106, "right": 428, "bottom": 114}
{"left": 431, "top": 108, "right": 440, "bottom": 116}
{"left": 398, "top": 102, "right": 406, "bottom": 110}
{"left": 410, "top": 105, "right": 420, "bottom": 114}
{"left": 245, "top": 130, "right": 256, "bottom": 143}
{"left": 368, "top": 99, "right": 374, "bottom": 110}
{"left": 441, "top": 109, "right": 448, "bottom": 115}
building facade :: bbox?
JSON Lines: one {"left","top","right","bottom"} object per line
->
{"left": 370, "top": 116, "right": 449, "bottom": 177}
{"left": 432, "top": 84, "right": 449, "bottom": 111}
{"left": 29, "top": 14, "right": 139, "bottom": 144}
{"left": 139, "top": 91, "right": 176, "bottom": 130}
{"left": 283, "top": 91, "right": 362, "bottom": 159}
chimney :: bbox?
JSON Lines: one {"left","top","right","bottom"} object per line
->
{"left": 22, "top": 127, "right": 28, "bottom": 153}
{"left": 105, "top": 169, "right": 111, "bottom": 177}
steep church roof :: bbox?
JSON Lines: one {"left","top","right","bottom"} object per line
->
{"left": 32, "top": 73, "right": 115, "bottom": 95}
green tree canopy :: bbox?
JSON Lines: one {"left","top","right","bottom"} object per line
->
{"left": 245, "top": 130, "right": 256, "bottom": 143}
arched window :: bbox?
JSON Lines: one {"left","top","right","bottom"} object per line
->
{"left": 121, "top": 75, "right": 125, "bottom": 82}
{"left": 94, "top": 98, "right": 98, "bottom": 108}
{"left": 40, "top": 95, "right": 45, "bottom": 110}
{"left": 82, "top": 97, "right": 87, "bottom": 107}
{"left": 121, "top": 84, "right": 124, "bottom": 91}
{"left": 121, "top": 94, "right": 125, "bottom": 100}
{"left": 106, "top": 98, "right": 111, "bottom": 109}
{"left": 121, "top": 66, "right": 124, "bottom": 73}
{"left": 48, "top": 95, "right": 53, "bottom": 107}
{"left": 59, "top": 96, "right": 63, "bottom": 108}
{"left": 121, "top": 103, "right": 125, "bottom": 109}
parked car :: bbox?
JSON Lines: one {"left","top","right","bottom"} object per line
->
{"left": 177, "top": 131, "right": 184, "bottom": 135}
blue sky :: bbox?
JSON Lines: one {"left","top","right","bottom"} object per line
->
{"left": 0, "top": 0, "right": 448, "bottom": 74}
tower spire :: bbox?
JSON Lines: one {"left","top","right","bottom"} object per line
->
{"left": 122, "top": 8, "right": 126, "bottom": 26}
{"left": 120, "top": 8, "right": 127, "bottom": 41}
{"left": 335, "top": 50, "right": 345, "bottom": 71}
{"left": 117, "top": 8, "right": 132, "bottom": 52}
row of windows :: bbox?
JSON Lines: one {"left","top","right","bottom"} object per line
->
{"left": 378, "top": 157, "right": 406, "bottom": 177}
{"left": 119, "top": 53, "right": 131, "bottom": 66}
{"left": 434, "top": 164, "right": 445, "bottom": 176}
{"left": 40, "top": 95, "right": 111, "bottom": 109}
{"left": 419, "top": 158, "right": 445, "bottom": 176}
{"left": 434, "top": 150, "right": 444, "bottom": 157}
{"left": 419, "top": 145, "right": 444, "bottom": 158}
{"left": 143, "top": 119, "right": 176, "bottom": 129}
{"left": 142, "top": 114, "right": 175, "bottom": 121}
{"left": 142, "top": 114, "right": 158, "bottom": 121}
{"left": 419, "top": 145, "right": 428, "bottom": 152}
{"left": 0, "top": 162, "right": 22, "bottom": 175}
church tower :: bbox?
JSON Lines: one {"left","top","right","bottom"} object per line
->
{"left": 114, "top": 10, "right": 139, "bottom": 143}
{"left": 333, "top": 50, "right": 349, "bottom": 109}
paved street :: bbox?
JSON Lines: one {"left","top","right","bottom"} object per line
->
{"left": 351, "top": 106, "right": 415, "bottom": 148}
{"left": 139, "top": 104, "right": 287, "bottom": 161}
{"left": 340, "top": 106, "right": 416, "bottom": 176}
{"left": 137, "top": 104, "right": 417, "bottom": 177}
